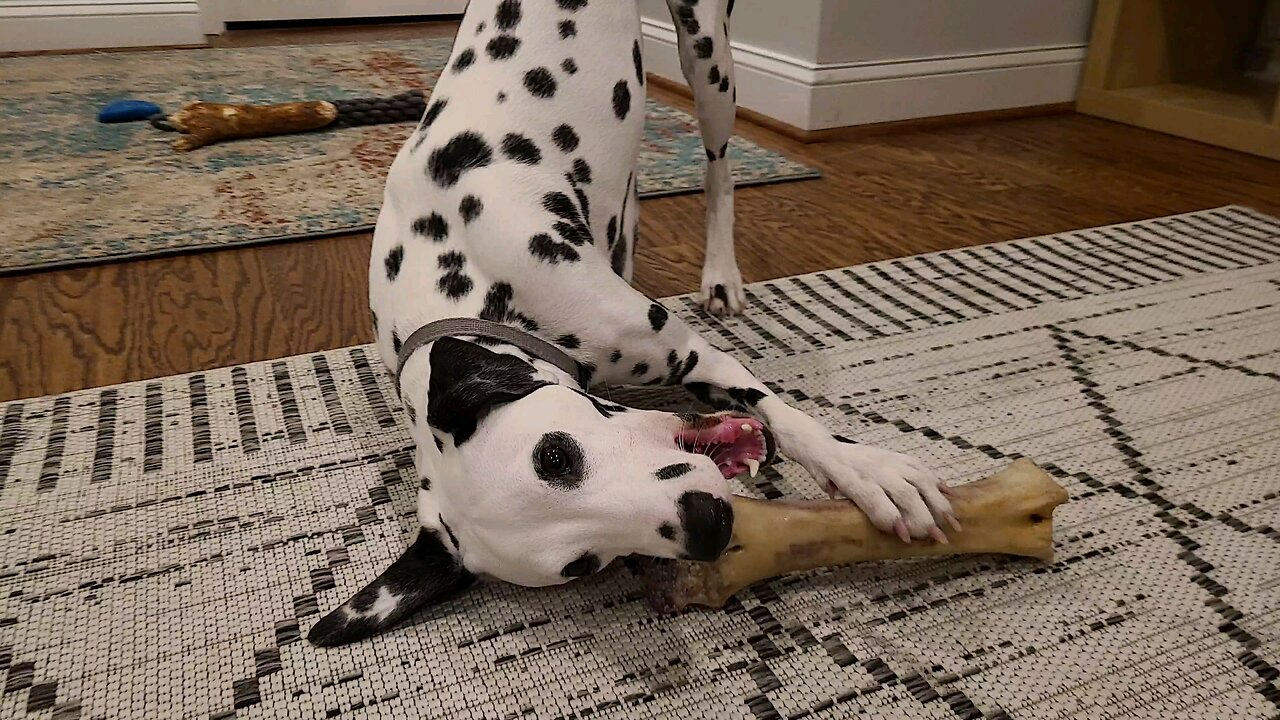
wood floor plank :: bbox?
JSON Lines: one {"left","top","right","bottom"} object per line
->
{"left": 3, "top": 23, "right": 1279, "bottom": 402}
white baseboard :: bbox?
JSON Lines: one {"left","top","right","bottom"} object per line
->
{"left": 0, "top": 1, "right": 204, "bottom": 52}
{"left": 640, "top": 17, "right": 1085, "bottom": 131}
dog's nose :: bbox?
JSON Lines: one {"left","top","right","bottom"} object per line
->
{"left": 678, "top": 491, "right": 734, "bottom": 561}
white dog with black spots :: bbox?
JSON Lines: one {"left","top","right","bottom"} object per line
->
{"left": 309, "top": 0, "right": 956, "bottom": 647}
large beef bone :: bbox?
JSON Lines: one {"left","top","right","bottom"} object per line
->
{"left": 646, "top": 458, "right": 1067, "bottom": 611}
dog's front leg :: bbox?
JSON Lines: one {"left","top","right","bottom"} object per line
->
{"left": 670, "top": 348, "right": 955, "bottom": 543}
{"left": 664, "top": 0, "right": 743, "bottom": 316}
{"left": 589, "top": 292, "right": 954, "bottom": 541}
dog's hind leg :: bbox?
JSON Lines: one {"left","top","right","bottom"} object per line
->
{"left": 664, "top": 0, "right": 743, "bottom": 316}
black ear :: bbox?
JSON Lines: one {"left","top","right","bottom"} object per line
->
{"left": 427, "top": 337, "right": 549, "bottom": 445}
{"left": 307, "top": 528, "right": 475, "bottom": 647}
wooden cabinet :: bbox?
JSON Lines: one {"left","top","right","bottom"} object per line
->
{"left": 1077, "top": 0, "right": 1280, "bottom": 160}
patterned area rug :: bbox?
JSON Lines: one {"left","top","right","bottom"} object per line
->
{"left": 0, "top": 39, "right": 817, "bottom": 275}
{"left": 3, "top": 206, "right": 1280, "bottom": 719}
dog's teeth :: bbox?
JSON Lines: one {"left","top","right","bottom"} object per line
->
{"left": 741, "top": 424, "right": 753, "bottom": 434}
{"left": 746, "top": 459, "right": 760, "bottom": 477}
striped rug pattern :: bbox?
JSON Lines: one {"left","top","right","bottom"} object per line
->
{"left": 1, "top": 206, "right": 1278, "bottom": 719}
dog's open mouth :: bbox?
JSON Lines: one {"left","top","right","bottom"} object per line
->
{"left": 676, "top": 415, "right": 776, "bottom": 479}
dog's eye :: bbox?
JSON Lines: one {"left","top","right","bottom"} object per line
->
{"left": 533, "top": 431, "right": 584, "bottom": 489}
{"left": 540, "top": 445, "right": 569, "bottom": 475}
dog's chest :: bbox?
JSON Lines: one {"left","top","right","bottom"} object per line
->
{"left": 369, "top": 0, "right": 646, "bottom": 373}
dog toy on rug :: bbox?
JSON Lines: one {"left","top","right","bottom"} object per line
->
{"left": 97, "top": 99, "right": 164, "bottom": 123}
{"left": 157, "top": 90, "right": 426, "bottom": 151}
{"left": 644, "top": 458, "right": 1068, "bottom": 612}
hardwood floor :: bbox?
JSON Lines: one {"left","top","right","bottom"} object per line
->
{"left": 3, "top": 23, "right": 1280, "bottom": 402}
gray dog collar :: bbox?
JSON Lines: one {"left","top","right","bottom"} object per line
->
{"left": 395, "top": 317, "right": 590, "bottom": 395}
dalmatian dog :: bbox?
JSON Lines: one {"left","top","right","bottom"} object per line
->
{"left": 307, "top": 0, "right": 956, "bottom": 647}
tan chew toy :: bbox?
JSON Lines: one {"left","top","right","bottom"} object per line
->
{"left": 646, "top": 458, "right": 1068, "bottom": 611}
{"left": 166, "top": 100, "right": 339, "bottom": 151}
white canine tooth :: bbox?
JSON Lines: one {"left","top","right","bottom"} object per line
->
{"left": 741, "top": 424, "right": 753, "bottom": 434}
{"left": 746, "top": 459, "right": 760, "bottom": 477}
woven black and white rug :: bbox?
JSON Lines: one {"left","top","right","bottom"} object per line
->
{"left": 2, "top": 206, "right": 1279, "bottom": 720}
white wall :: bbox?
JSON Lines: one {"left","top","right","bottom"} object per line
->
{"left": 0, "top": 0, "right": 204, "bottom": 52}
{"left": 640, "top": 0, "right": 1095, "bottom": 131}
{"left": 817, "top": 0, "right": 1094, "bottom": 64}
{"left": 639, "top": 0, "right": 825, "bottom": 63}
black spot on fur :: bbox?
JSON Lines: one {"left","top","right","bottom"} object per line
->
{"left": 439, "top": 515, "right": 460, "bottom": 550}
{"left": 633, "top": 40, "right": 644, "bottom": 83}
{"left": 421, "top": 99, "right": 447, "bottom": 130}
{"left": 495, "top": 0, "right": 521, "bottom": 29}
{"left": 685, "top": 383, "right": 766, "bottom": 411}
{"left": 413, "top": 212, "right": 449, "bottom": 242}
{"left": 305, "top": 528, "right": 474, "bottom": 647}
{"left": 561, "top": 552, "right": 599, "bottom": 578}
{"left": 428, "top": 132, "right": 493, "bottom": 188}
{"left": 560, "top": 58, "right": 578, "bottom": 75}
{"left": 707, "top": 65, "right": 720, "bottom": 84}
{"left": 558, "top": 20, "right": 576, "bottom": 38}
{"left": 427, "top": 338, "right": 547, "bottom": 445}
{"left": 676, "top": 4, "right": 699, "bottom": 34}
{"left": 452, "top": 48, "right": 475, "bottom": 73}
{"left": 577, "top": 390, "right": 626, "bottom": 418}
{"left": 555, "top": 334, "right": 581, "bottom": 349}
{"left": 557, "top": 0, "right": 587, "bottom": 10}
{"left": 705, "top": 148, "right": 715, "bottom": 162}
{"left": 438, "top": 272, "right": 473, "bottom": 300}
{"left": 459, "top": 195, "right": 483, "bottom": 224}
{"left": 502, "top": 133, "right": 542, "bottom": 165}
{"left": 693, "top": 37, "right": 713, "bottom": 59}
{"left": 658, "top": 522, "right": 676, "bottom": 540}
{"left": 571, "top": 158, "right": 592, "bottom": 184}
{"left": 552, "top": 221, "right": 589, "bottom": 246}
{"left": 420, "top": 473, "right": 432, "bottom": 490}
{"left": 436, "top": 252, "right": 472, "bottom": 300}
{"left": 712, "top": 284, "right": 729, "bottom": 306}
{"left": 611, "top": 233, "right": 627, "bottom": 276}
{"left": 542, "top": 191, "right": 588, "bottom": 243}
{"left": 392, "top": 330, "right": 403, "bottom": 354}
{"left": 648, "top": 303, "right": 669, "bottom": 331}
{"left": 552, "top": 124, "right": 579, "bottom": 152}
{"left": 631, "top": 362, "right": 649, "bottom": 377}
{"left": 656, "top": 462, "right": 693, "bottom": 480}
{"left": 370, "top": 311, "right": 378, "bottom": 333}
{"left": 667, "top": 350, "right": 699, "bottom": 384}
{"left": 529, "top": 233, "right": 580, "bottom": 264}
{"left": 437, "top": 251, "right": 465, "bottom": 270}
{"left": 385, "top": 245, "right": 404, "bottom": 281}
{"left": 524, "top": 68, "right": 557, "bottom": 98}
{"left": 497, "top": 91, "right": 508, "bottom": 103}
{"left": 718, "top": 142, "right": 728, "bottom": 159}
{"left": 487, "top": 34, "right": 520, "bottom": 59}
{"left": 609, "top": 349, "right": 622, "bottom": 363}
{"left": 606, "top": 216, "right": 618, "bottom": 247}
{"left": 611, "top": 80, "right": 631, "bottom": 120}
{"left": 476, "top": 21, "right": 486, "bottom": 34}
{"left": 718, "top": 76, "right": 730, "bottom": 93}
{"left": 476, "top": 284, "right": 539, "bottom": 332}
{"left": 833, "top": 434, "right": 857, "bottom": 444}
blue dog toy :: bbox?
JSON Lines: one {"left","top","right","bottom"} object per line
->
{"left": 98, "top": 100, "right": 163, "bottom": 123}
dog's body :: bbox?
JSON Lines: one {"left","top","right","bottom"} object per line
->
{"left": 309, "top": 0, "right": 954, "bottom": 647}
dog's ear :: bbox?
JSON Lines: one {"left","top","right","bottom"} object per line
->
{"left": 427, "top": 337, "right": 549, "bottom": 445}
{"left": 307, "top": 528, "right": 475, "bottom": 647}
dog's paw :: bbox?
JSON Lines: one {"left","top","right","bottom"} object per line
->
{"left": 700, "top": 266, "right": 745, "bottom": 317}
{"left": 814, "top": 443, "right": 956, "bottom": 543}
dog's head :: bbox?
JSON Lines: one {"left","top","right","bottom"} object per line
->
{"left": 307, "top": 338, "right": 774, "bottom": 646}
